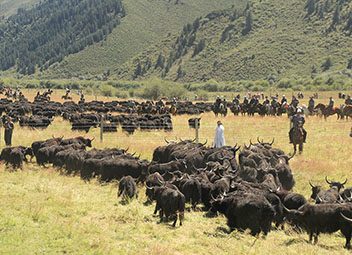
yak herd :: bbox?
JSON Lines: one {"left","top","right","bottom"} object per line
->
{"left": 2, "top": 136, "right": 352, "bottom": 249}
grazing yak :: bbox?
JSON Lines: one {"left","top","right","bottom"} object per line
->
{"left": 284, "top": 203, "right": 352, "bottom": 249}
{"left": 118, "top": 176, "right": 138, "bottom": 201}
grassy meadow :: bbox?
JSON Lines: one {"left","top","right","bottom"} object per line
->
{"left": 0, "top": 90, "right": 351, "bottom": 254}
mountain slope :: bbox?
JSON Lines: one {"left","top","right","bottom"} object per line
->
{"left": 47, "top": 0, "right": 239, "bottom": 78}
{"left": 114, "top": 0, "right": 352, "bottom": 82}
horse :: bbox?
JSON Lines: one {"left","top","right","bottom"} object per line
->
{"left": 212, "top": 103, "right": 227, "bottom": 117}
{"left": 314, "top": 103, "right": 341, "bottom": 120}
{"left": 230, "top": 103, "right": 241, "bottom": 116}
{"left": 290, "top": 123, "right": 305, "bottom": 154}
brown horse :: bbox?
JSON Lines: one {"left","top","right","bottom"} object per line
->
{"left": 314, "top": 104, "right": 341, "bottom": 120}
{"left": 291, "top": 125, "right": 305, "bottom": 154}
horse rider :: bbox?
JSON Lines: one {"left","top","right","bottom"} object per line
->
{"left": 345, "top": 95, "right": 352, "bottom": 105}
{"left": 308, "top": 96, "right": 315, "bottom": 113}
{"left": 243, "top": 96, "right": 249, "bottom": 105}
{"left": 289, "top": 108, "right": 307, "bottom": 144}
{"left": 222, "top": 98, "right": 227, "bottom": 107}
{"left": 281, "top": 95, "right": 287, "bottom": 104}
{"left": 233, "top": 96, "right": 240, "bottom": 106}
{"left": 215, "top": 96, "right": 222, "bottom": 107}
{"left": 271, "top": 97, "right": 278, "bottom": 108}
{"left": 263, "top": 96, "right": 270, "bottom": 105}
{"left": 291, "top": 96, "right": 299, "bottom": 107}
{"left": 328, "top": 97, "right": 334, "bottom": 111}
{"left": 249, "top": 95, "right": 258, "bottom": 106}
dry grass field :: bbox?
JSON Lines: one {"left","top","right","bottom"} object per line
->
{"left": 0, "top": 90, "right": 351, "bottom": 254}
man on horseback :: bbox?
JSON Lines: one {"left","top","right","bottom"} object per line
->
{"left": 328, "top": 97, "right": 334, "bottom": 111}
{"left": 263, "top": 96, "right": 270, "bottom": 105}
{"left": 233, "top": 96, "right": 240, "bottom": 106}
{"left": 215, "top": 96, "right": 222, "bottom": 107}
{"left": 345, "top": 95, "right": 352, "bottom": 105}
{"left": 289, "top": 108, "right": 307, "bottom": 144}
{"left": 281, "top": 95, "right": 287, "bottom": 104}
{"left": 243, "top": 96, "right": 249, "bottom": 105}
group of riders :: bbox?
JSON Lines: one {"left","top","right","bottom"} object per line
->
{"left": 215, "top": 92, "right": 352, "bottom": 148}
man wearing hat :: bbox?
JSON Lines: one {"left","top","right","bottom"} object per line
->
{"left": 4, "top": 117, "right": 14, "bottom": 146}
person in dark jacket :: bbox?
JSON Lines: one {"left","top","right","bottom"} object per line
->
{"left": 289, "top": 108, "right": 307, "bottom": 144}
{"left": 4, "top": 118, "right": 14, "bottom": 146}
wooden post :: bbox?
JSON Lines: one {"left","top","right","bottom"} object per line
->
{"left": 195, "top": 118, "right": 199, "bottom": 143}
{"left": 100, "top": 116, "right": 104, "bottom": 143}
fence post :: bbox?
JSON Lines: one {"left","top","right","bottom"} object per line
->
{"left": 195, "top": 118, "right": 199, "bottom": 143}
{"left": 100, "top": 116, "right": 104, "bottom": 143}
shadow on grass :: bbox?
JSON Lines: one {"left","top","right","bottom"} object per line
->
{"left": 204, "top": 226, "right": 230, "bottom": 238}
{"left": 283, "top": 237, "right": 339, "bottom": 251}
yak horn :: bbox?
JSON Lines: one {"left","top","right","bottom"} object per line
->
{"left": 309, "top": 181, "right": 315, "bottom": 188}
{"left": 340, "top": 213, "right": 352, "bottom": 223}
{"left": 145, "top": 184, "right": 153, "bottom": 190}
{"left": 288, "top": 151, "right": 296, "bottom": 161}
{"left": 316, "top": 196, "right": 323, "bottom": 203}
{"left": 210, "top": 193, "right": 216, "bottom": 201}
{"left": 342, "top": 178, "right": 348, "bottom": 185}
{"left": 282, "top": 204, "right": 303, "bottom": 215}
{"left": 164, "top": 138, "right": 170, "bottom": 144}
{"left": 270, "top": 138, "right": 275, "bottom": 146}
{"left": 325, "top": 176, "right": 332, "bottom": 185}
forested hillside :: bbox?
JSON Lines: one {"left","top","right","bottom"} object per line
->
{"left": 115, "top": 0, "right": 352, "bottom": 82}
{"left": 0, "top": 0, "right": 39, "bottom": 18}
{"left": 1, "top": 0, "right": 352, "bottom": 84}
{"left": 0, "top": 0, "right": 125, "bottom": 74}
{"left": 48, "top": 0, "right": 239, "bottom": 78}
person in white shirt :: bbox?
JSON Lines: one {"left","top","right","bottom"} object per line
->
{"left": 214, "top": 121, "right": 225, "bottom": 148}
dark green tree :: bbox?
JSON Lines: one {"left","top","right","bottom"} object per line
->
{"left": 133, "top": 62, "right": 142, "bottom": 79}
{"left": 347, "top": 58, "right": 352, "bottom": 69}
{"left": 155, "top": 53, "right": 165, "bottom": 69}
{"left": 192, "top": 39, "right": 206, "bottom": 57}
{"left": 321, "top": 57, "right": 333, "bottom": 71}
{"left": 176, "top": 65, "right": 185, "bottom": 79}
{"left": 332, "top": 6, "right": 340, "bottom": 25}
{"left": 242, "top": 11, "right": 253, "bottom": 35}
{"left": 305, "top": 0, "right": 316, "bottom": 15}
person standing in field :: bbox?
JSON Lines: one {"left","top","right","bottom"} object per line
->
{"left": 4, "top": 117, "right": 14, "bottom": 146}
{"left": 214, "top": 121, "right": 225, "bottom": 148}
